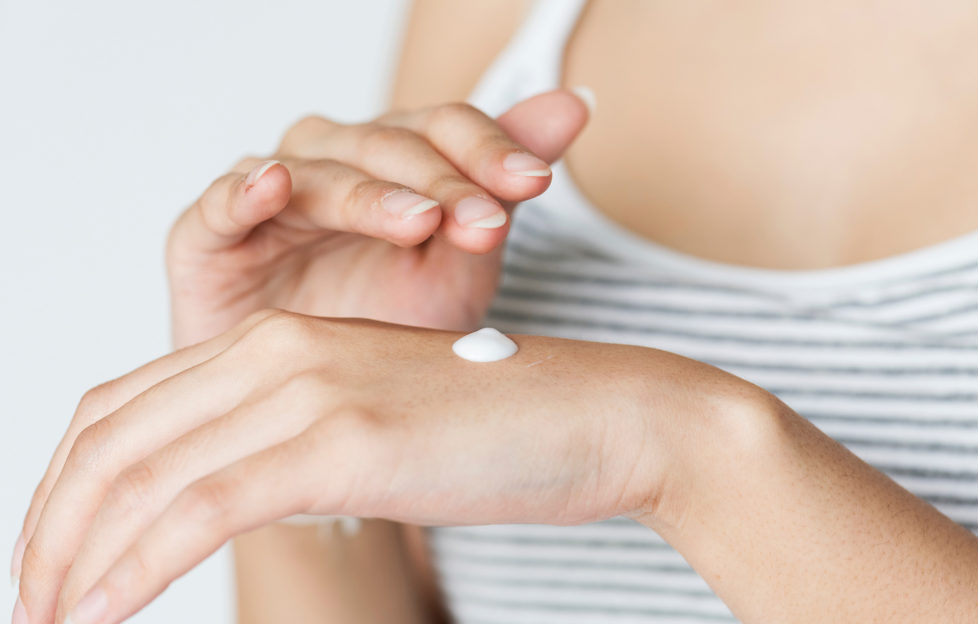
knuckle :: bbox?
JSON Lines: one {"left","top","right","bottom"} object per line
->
{"left": 243, "top": 310, "right": 317, "bottom": 351}
{"left": 76, "top": 382, "right": 116, "bottom": 421}
{"left": 178, "top": 478, "right": 236, "bottom": 527}
{"left": 360, "top": 125, "right": 420, "bottom": 158}
{"left": 280, "top": 371, "right": 331, "bottom": 402}
{"left": 66, "top": 419, "right": 114, "bottom": 475}
{"left": 280, "top": 115, "right": 333, "bottom": 152}
{"left": 105, "top": 462, "right": 159, "bottom": 517}
{"left": 291, "top": 114, "right": 330, "bottom": 133}
{"left": 426, "top": 101, "right": 481, "bottom": 129}
{"left": 238, "top": 308, "right": 284, "bottom": 331}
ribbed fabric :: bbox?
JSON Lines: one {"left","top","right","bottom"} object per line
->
{"left": 425, "top": 2, "right": 978, "bottom": 622}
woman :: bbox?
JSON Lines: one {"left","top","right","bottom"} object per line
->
{"left": 11, "top": 1, "right": 978, "bottom": 622}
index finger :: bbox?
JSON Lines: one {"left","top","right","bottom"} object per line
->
{"left": 381, "top": 102, "right": 554, "bottom": 204}
{"left": 11, "top": 309, "right": 278, "bottom": 582}
{"left": 64, "top": 427, "right": 328, "bottom": 624}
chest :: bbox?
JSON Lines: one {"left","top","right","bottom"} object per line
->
{"left": 560, "top": 0, "right": 978, "bottom": 269}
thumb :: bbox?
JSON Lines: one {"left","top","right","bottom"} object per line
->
{"left": 495, "top": 88, "right": 593, "bottom": 165}
{"left": 169, "top": 160, "right": 293, "bottom": 254}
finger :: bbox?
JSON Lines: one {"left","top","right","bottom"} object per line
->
{"left": 56, "top": 375, "right": 332, "bottom": 620}
{"left": 383, "top": 102, "right": 555, "bottom": 204}
{"left": 18, "top": 311, "right": 292, "bottom": 623}
{"left": 14, "top": 308, "right": 277, "bottom": 565}
{"left": 169, "top": 160, "right": 292, "bottom": 254}
{"left": 495, "top": 88, "right": 591, "bottom": 164}
{"left": 18, "top": 354, "right": 256, "bottom": 624}
{"left": 64, "top": 413, "right": 363, "bottom": 624}
{"left": 386, "top": 89, "right": 590, "bottom": 201}
{"left": 386, "top": 90, "right": 589, "bottom": 251}
{"left": 284, "top": 123, "right": 514, "bottom": 254}
{"left": 259, "top": 158, "right": 444, "bottom": 248}
{"left": 176, "top": 156, "right": 445, "bottom": 253}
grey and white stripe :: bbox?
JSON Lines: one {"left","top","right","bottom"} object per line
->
{"left": 426, "top": 0, "right": 978, "bottom": 621}
{"left": 425, "top": 198, "right": 978, "bottom": 623}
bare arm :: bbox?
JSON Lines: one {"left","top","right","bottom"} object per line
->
{"left": 229, "top": 2, "right": 531, "bottom": 622}
{"left": 636, "top": 396, "right": 978, "bottom": 622}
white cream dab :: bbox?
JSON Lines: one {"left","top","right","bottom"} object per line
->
{"left": 452, "top": 327, "right": 518, "bottom": 362}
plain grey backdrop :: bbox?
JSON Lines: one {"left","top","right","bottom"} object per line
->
{"left": 0, "top": 0, "right": 410, "bottom": 620}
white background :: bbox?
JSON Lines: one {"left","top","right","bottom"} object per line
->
{"left": 0, "top": 0, "right": 409, "bottom": 621}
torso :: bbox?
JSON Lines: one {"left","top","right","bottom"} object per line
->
{"left": 393, "top": 3, "right": 978, "bottom": 622}
{"left": 399, "top": 1, "right": 978, "bottom": 270}
{"left": 560, "top": 0, "right": 978, "bottom": 268}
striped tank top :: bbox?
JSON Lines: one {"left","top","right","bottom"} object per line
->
{"left": 424, "top": 2, "right": 978, "bottom": 622}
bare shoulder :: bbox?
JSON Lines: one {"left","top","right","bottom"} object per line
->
{"left": 390, "top": 0, "right": 532, "bottom": 110}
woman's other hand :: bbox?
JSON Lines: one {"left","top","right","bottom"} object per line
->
{"left": 166, "top": 90, "right": 589, "bottom": 348}
{"left": 13, "top": 312, "right": 759, "bottom": 624}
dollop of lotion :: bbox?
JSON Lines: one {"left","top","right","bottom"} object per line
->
{"left": 452, "top": 327, "right": 518, "bottom": 362}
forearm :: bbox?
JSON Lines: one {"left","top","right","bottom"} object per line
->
{"left": 637, "top": 393, "right": 978, "bottom": 622}
{"left": 233, "top": 520, "right": 433, "bottom": 624}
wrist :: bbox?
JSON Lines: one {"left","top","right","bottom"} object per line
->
{"left": 625, "top": 375, "right": 789, "bottom": 534}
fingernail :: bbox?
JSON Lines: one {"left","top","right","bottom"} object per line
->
{"left": 571, "top": 85, "right": 596, "bottom": 115}
{"left": 455, "top": 197, "right": 507, "bottom": 229}
{"left": 12, "top": 597, "right": 28, "bottom": 624}
{"left": 502, "top": 152, "right": 551, "bottom": 177}
{"left": 69, "top": 587, "right": 107, "bottom": 624}
{"left": 9, "top": 533, "right": 25, "bottom": 588}
{"left": 381, "top": 190, "right": 439, "bottom": 219}
{"left": 244, "top": 160, "right": 279, "bottom": 189}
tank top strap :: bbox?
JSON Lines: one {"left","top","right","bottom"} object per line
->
{"left": 467, "top": 0, "right": 587, "bottom": 116}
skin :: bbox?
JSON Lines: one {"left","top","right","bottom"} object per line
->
{"left": 166, "top": 89, "right": 588, "bottom": 346}
{"left": 562, "top": 0, "right": 978, "bottom": 268}
{"left": 16, "top": 312, "right": 756, "bottom": 623}
{"left": 11, "top": 0, "right": 978, "bottom": 622}
{"left": 15, "top": 86, "right": 590, "bottom": 624}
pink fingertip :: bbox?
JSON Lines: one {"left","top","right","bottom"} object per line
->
{"left": 244, "top": 160, "right": 280, "bottom": 191}
{"left": 502, "top": 152, "right": 551, "bottom": 177}
{"left": 381, "top": 191, "right": 439, "bottom": 219}
{"left": 455, "top": 197, "right": 507, "bottom": 229}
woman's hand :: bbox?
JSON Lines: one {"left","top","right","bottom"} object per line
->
{"left": 13, "top": 311, "right": 760, "bottom": 624}
{"left": 166, "top": 90, "right": 589, "bottom": 348}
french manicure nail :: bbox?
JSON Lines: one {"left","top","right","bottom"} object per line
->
{"left": 244, "top": 160, "right": 280, "bottom": 189}
{"left": 69, "top": 587, "right": 107, "bottom": 624}
{"left": 572, "top": 85, "right": 597, "bottom": 115}
{"left": 12, "top": 597, "right": 28, "bottom": 624}
{"left": 10, "top": 533, "right": 25, "bottom": 588}
{"left": 455, "top": 197, "right": 507, "bottom": 229}
{"left": 502, "top": 152, "right": 551, "bottom": 177}
{"left": 381, "top": 191, "right": 439, "bottom": 219}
